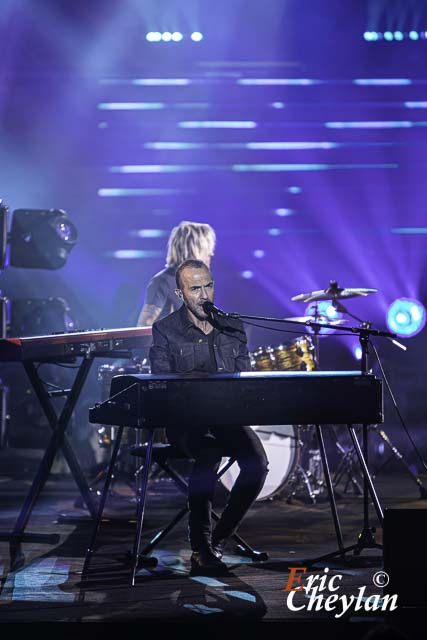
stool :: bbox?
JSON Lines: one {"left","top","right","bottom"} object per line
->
{"left": 131, "top": 442, "right": 269, "bottom": 561}
{"left": 81, "top": 427, "right": 268, "bottom": 586}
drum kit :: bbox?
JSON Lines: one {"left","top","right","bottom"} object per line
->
{"left": 92, "top": 282, "right": 381, "bottom": 503}
{"left": 220, "top": 281, "right": 378, "bottom": 503}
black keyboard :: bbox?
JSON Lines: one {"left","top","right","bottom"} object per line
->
{"left": 89, "top": 371, "right": 383, "bottom": 429}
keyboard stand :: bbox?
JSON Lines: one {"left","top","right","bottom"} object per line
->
{"left": 0, "top": 355, "right": 98, "bottom": 570}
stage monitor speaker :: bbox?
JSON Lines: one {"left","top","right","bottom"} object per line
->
{"left": 383, "top": 507, "right": 427, "bottom": 607}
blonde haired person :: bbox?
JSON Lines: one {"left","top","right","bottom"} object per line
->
{"left": 137, "top": 221, "right": 216, "bottom": 326}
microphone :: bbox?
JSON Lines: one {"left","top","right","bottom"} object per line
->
{"left": 202, "top": 301, "right": 239, "bottom": 319}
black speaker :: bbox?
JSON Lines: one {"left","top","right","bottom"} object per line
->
{"left": 383, "top": 508, "right": 427, "bottom": 607}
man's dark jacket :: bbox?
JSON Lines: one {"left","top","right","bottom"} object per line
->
{"left": 149, "top": 304, "right": 251, "bottom": 374}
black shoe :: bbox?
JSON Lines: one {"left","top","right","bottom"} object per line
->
{"left": 190, "top": 547, "right": 229, "bottom": 576}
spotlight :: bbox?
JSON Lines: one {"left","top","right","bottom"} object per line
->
{"left": 409, "top": 30, "right": 419, "bottom": 40}
{"left": 393, "top": 31, "right": 404, "bottom": 41}
{"left": 146, "top": 32, "right": 162, "bottom": 42}
{"left": 171, "top": 32, "right": 183, "bottom": 42}
{"left": 190, "top": 32, "right": 203, "bottom": 42}
{"left": 384, "top": 31, "right": 394, "bottom": 41}
{"left": 10, "top": 297, "right": 75, "bottom": 337}
{"left": 386, "top": 297, "right": 426, "bottom": 337}
{"left": 353, "top": 344, "right": 363, "bottom": 361}
{"left": 10, "top": 209, "right": 77, "bottom": 270}
{"left": 161, "top": 31, "right": 172, "bottom": 41}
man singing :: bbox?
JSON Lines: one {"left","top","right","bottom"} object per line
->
{"left": 149, "top": 259, "right": 268, "bottom": 575}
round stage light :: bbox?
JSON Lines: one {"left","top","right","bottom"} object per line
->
{"left": 393, "top": 31, "right": 404, "bottom": 41}
{"left": 364, "top": 31, "right": 379, "bottom": 42}
{"left": 171, "top": 32, "right": 183, "bottom": 42}
{"left": 384, "top": 31, "right": 394, "bottom": 41}
{"left": 191, "top": 32, "right": 203, "bottom": 42}
{"left": 161, "top": 32, "right": 172, "bottom": 42}
{"left": 409, "top": 30, "right": 419, "bottom": 40}
{"left": 386, "top": 298, "right": 426, "bottom": 337}
{"left": 352, "top": 344, "right": 363, "bottom": 361}
{"left": 146, "top": 32, "right": 162, "bottom": 42}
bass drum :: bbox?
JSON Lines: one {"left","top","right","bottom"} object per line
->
{"left": 220, "top": 425, "right": 299, "bottom": 501}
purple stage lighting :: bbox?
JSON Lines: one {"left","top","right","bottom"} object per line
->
{"left": 386, "top": 298, "right": 426, "bottom": 338}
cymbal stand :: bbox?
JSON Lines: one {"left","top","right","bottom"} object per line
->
{"left": 281, "top": 428, "right": 324, "bottom": 504}
{"left": 308, "top": 312, "right": 362, "bottom": 499}
{"left": 210, "top": 306, "right": 397, "bottom": 562}
{"left": 332, "top": 438, "right": 363, "bottom": 496}
{"left": 332, "top": 299, "right": 427, "bottom": 500}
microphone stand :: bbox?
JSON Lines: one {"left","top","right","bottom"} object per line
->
{"left": 332, "top": 299, "right": 427, "bottom": 501}
{"left": 214, "top": 307, "right": 397, "bottom": 563}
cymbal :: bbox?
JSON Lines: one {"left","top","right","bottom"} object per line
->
{"left": 291, "top": 281, "right": 378, "bottom": 303}
{"left": 284, "top": 316, "right": 348, "bottom": 325}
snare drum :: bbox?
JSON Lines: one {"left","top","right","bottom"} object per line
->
{"left": 272, "top": 336, "right": 317, "bottom": 372}
{"left": 250, "top": 335, "right": 316, "bottom": 372}
{"left": 220, "top": 425, "right": 299, "bottom": 501}
{"left": 250, "top": 346, "right": 276, "bottom": 371}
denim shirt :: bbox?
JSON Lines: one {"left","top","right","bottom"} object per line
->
{"left": 149, "top": 304, "right": 251, "bottom": 374}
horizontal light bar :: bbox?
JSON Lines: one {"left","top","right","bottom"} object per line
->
{"left": 109, "top": 165, "right": 220, "bottom": 173}
{"left": 109, "top": 162, "right": 398, "bottom": 174}
{"left": 178, "top": 121, "right": 257, "bottom": 128}
{"left": 106, "top": 250, "right": 164, "bottom": 259}
{"left": 98, "top": 188, "right": 187, "bottom": 197}
{"left": 238, "top": 79, "right": 320, "bottom": 85}
{"left": 98, "top": 102, "right": 165, "bottom": 110}
{"left": 144, "top": 141, "right": 338, "bottom": 150}
{"left": 232, "top": 163, "right": 398, "bottom": 171}
{"left": 246, "top": 142, "right": 338, "bottom": 150}
{"left": 325, "top": 121, "right": 422, "bottom": 128}
{"left": 404, "top": 102, "right": 427, "bottom": 108}
{"left": 98, "top": 78, "right": 191, "bottom": 86}
{"left": 364, "top": 30, "right": 427, "bottom": 42}
{"left": 391, "top": 228, "right": 427, "bottom": 234}
{"left": 129, "top": 229, "right": 168, "bottom": 238}
{"left": 144, "top": 141, "right": 405, "bottom": 151}
{"left": 353, "top": 79, "right": 412, "bottom": 85}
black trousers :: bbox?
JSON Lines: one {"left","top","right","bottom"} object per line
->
{"left": 166, "top": 425, "right": 269, "bottom": 551}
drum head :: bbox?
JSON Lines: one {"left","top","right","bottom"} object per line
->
{"left": 220, "top": 425, "right": 298, "bottom": 501}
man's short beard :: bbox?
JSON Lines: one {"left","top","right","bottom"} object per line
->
{"left": 187, "top": 303, "right": 208, "bottom": 321}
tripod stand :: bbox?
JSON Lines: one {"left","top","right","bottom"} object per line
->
{"left": 332, "top": 298, "right": 427, "bottom": 501}
{"left": 301, "top": 312, "right": 363, "bottom": 501}
{"left": 282, "top": 427, "right": 325, "bottom": 504}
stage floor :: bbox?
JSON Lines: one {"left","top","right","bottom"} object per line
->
{"left": 0, "top": 453, "right": 425, "bottom": 638}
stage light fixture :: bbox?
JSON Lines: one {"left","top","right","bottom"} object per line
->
{"left": 146, "top": 32, "right": 162, "bottom": 42}
{"left": 190, "top": 32, "right": 203, "bottom": 41}
{"left": 171, "top": 32, "right": 183, "bottom": 42}
{"left": 9, "top": 297, "right": 75, "bottom": 338}
{"left": 352, "top": 344, "right": 363, "bottom": 361}
{"left": 161, "top": 31, "right": 172, "bottom": 41}
{"left": 364, "top": 29, "right": 426, "bottom": 42}
{"left": 386, "top": 298, "right": 426, "bottom": 337}
{"left": 10, "top": 209, "right": 77, "bottom": 270}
